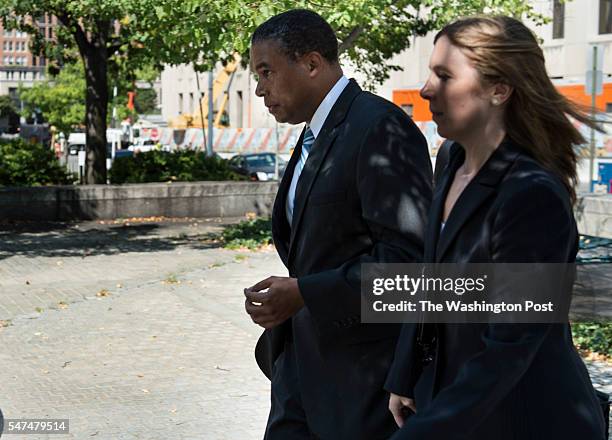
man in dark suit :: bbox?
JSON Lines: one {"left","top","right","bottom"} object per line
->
{"left": 244, "top": 9, "right": 432, "bottom": 440}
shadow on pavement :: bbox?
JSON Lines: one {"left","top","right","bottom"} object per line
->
{"left": 0, "top": 220, "right": 232, "bottom": 260}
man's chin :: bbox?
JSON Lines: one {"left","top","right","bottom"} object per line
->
{"left": 271, "top": 113, "right": 289, "bottom": 124}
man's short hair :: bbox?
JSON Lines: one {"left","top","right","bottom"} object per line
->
{"left": 251, "top": 9, "right": 339, "bottom": 64}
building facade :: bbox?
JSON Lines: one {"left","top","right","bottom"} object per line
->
{"left": 0, "top": 15, "right": 56, "bottom": 101}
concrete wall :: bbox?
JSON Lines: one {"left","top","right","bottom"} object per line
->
{"left": 576, "top": 194, "right": 612, "bottom": 239}
{"left": 0, "top": 182, "right": 278, "bottom": 221}
{"left": 1, "top": 183, "right": 610, "bottom": 239}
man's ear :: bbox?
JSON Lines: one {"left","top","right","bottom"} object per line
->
{"left": 491, "top": 82, "right": 513, "bottom": 106}
{"left": 300, "top": 51, "right": 324, "bottom": 78}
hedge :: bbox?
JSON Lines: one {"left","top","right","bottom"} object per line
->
{"left": 0, "top": 138, "right": 74, "bottom": 186}
{"left": 109, "top": 149, "right": 246, "bottom": 184}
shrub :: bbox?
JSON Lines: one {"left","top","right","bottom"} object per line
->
{"left": 572, "top": 322, "right": 612, "bottom": 357}
{"left": 0, "top": 138, "right": 74, "bottom": 186}
{"left": 222, "top": 217, "right": 272, "bottom": 250}
{"left": 109, "top": 149, "right": 246, "bottom": 184}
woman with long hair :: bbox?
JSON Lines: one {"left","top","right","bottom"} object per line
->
{"left": 385, "top": 16, "right": 606, "bottom": 439}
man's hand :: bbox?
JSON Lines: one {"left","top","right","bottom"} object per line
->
{"left": 244, "top": 276, "right": 304, "bottom": 329}
{"left": 389, "top": 393, "right": 416, "bottom": 428}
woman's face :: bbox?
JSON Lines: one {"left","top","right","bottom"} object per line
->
{"left": 420, "top": 35, "right": 497, "bottom": 143}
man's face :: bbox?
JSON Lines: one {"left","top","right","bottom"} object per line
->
{"left": 250, "top": 40, "right": 312, "bottom": 124}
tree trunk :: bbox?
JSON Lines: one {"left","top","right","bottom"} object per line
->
{"left": 83, "top": 49, "right": 109, "bottom": 184}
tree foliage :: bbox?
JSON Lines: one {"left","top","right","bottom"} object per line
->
{"left": 0, "top": 94, "right": 17, "bottom": 118}
{"left": 19, "top": 62, "right": 85, "bottom": 134}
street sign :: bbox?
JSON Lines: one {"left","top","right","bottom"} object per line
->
{"left": 585, "top": 44, "right": 604, "bottom": 96}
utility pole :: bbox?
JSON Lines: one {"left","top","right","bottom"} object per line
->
{"left": 194, "top": 66, "right": 207, "bottom": 151}
{"left": 586, "top": 45, "right": 603, "bottom": 191}
{"left": 207, "top": 71, "right": 214, "bottom": 156}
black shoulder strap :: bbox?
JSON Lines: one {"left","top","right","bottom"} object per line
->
{"left": 433, "top": 139, "right": 454, "bottom": 187}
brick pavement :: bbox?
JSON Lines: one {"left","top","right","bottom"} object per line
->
{"left": 0, "top": 219, "right": 277, "bottom": 439}
{"left": 0, "top": 219, "right": 610, "bottom": 439}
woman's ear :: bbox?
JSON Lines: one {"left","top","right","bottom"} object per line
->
{"left": 491, "top": 83, "right": 513, "bottom": 106}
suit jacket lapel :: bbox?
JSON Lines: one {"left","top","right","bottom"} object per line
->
{"left": 287, "top": 79, "right": 362, "bottom": 265}
{"left": 435, "top": 139, "right": 521, "bottom": 262}
{"left": 425, "top": 146, "right": 458, "bottom": 262}
{"left": 272, "top": 129, "right": 305, "bottom": 266}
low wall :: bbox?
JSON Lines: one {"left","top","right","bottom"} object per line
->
{"left": 1, "top": 185, "right": 610, "bottom": 236}
{"left": 0, "top": 181, "right": 279, "bottom": 221}
{"left": 576, "top": 194, "right": 612, "bottom": 239}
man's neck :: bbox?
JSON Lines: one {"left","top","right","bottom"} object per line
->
{"left": 306, "top": 69, "right": 344, "bottom": 124}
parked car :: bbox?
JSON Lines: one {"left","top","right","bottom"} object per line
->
{"left": 128, "top": 139, "right": 158, "bottom": 153}
{"left": 228, "top": 153, "right": 287, "bottom": 181}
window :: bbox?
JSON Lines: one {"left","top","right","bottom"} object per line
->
{"left": 178, "top": 93, "right": 184, "bottom": 115}
{"left": 189, "top": 92, "right": 194, "bottom": 113}
{"left": 8, "top": 41, "right": 12, "bottom": 51}
{"left": 600, "top": 0, "right": 612, "bottom": 34}
{"left": 2, "top": 41, "right": 6, "bottom": 51}
{"left": 606, "top": 103, "right": 612, "bottom": 113}
{"left": 553, "top": 0, "right": 565, "bottom": 39}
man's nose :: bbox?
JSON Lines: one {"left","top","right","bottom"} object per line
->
{"left": 255, "top": 81, "right": 265, "bottom": 97}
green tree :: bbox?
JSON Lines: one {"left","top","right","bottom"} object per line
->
{"left": 134, "top": 88, "right": 158, "bottom": 114}
{"left": 0, "top": 94, "right": 17, "bottom": 119}
{"left": 0, "top": 0, "right": 548, "bottom": 184}
{"left": 0, "top": 94, "right": 19, "bottom": 133}
{"left": 19, "top": 62, "right": 85, "bottom": 134}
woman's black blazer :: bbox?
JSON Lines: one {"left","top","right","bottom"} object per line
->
{"left": 385, "top": 139, "right": 606, "bottom": 440}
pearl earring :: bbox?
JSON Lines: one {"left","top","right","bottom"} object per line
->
{"left": 492, "top": 98, "right": 499, "bottom": 105}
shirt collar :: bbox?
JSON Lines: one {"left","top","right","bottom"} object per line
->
{"left": 307, "top": 75, "right": 349, "bottom": 139}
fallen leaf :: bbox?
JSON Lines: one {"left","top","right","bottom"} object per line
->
{"left": 97, "top": 289, "right": 111, "bottom": 297}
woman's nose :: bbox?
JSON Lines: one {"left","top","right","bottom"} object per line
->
{"left": 420, "top": 78, "right": 434, "bottom": 100}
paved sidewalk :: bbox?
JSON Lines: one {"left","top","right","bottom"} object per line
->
{"left": 0, "top": 219, "right": 610, "bottom": 439}
{"left": 0, "top": 218, "right": 280, "bottom": 439}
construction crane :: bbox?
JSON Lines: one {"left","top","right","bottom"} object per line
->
{"left": 169, "top": 54, "right": 240, "bottom": 129}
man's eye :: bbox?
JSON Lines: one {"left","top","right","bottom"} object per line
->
{"left": 262, "top": 69, "right": 271, "bottom": 78}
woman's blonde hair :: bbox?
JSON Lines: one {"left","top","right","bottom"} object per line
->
{"left": 436, "top": 16, "right": 602, "bottom": 203}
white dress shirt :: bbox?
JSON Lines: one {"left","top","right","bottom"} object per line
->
{"left": 285, "top": 75, "right": 350, "bottom": 224}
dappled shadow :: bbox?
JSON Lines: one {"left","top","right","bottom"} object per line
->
{"left": 0, "top": 220, "right": 231, "bottom": 260}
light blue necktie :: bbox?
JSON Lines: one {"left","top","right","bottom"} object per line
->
{"left": 286, "top": 127, "right": 315, "bottom": 223}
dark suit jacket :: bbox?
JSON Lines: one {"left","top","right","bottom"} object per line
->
{"left": 385, "top": 139, "right": 606, "bottom": 440}
{"left": 255, "top": 79, "right": 432, "bottom": 439}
